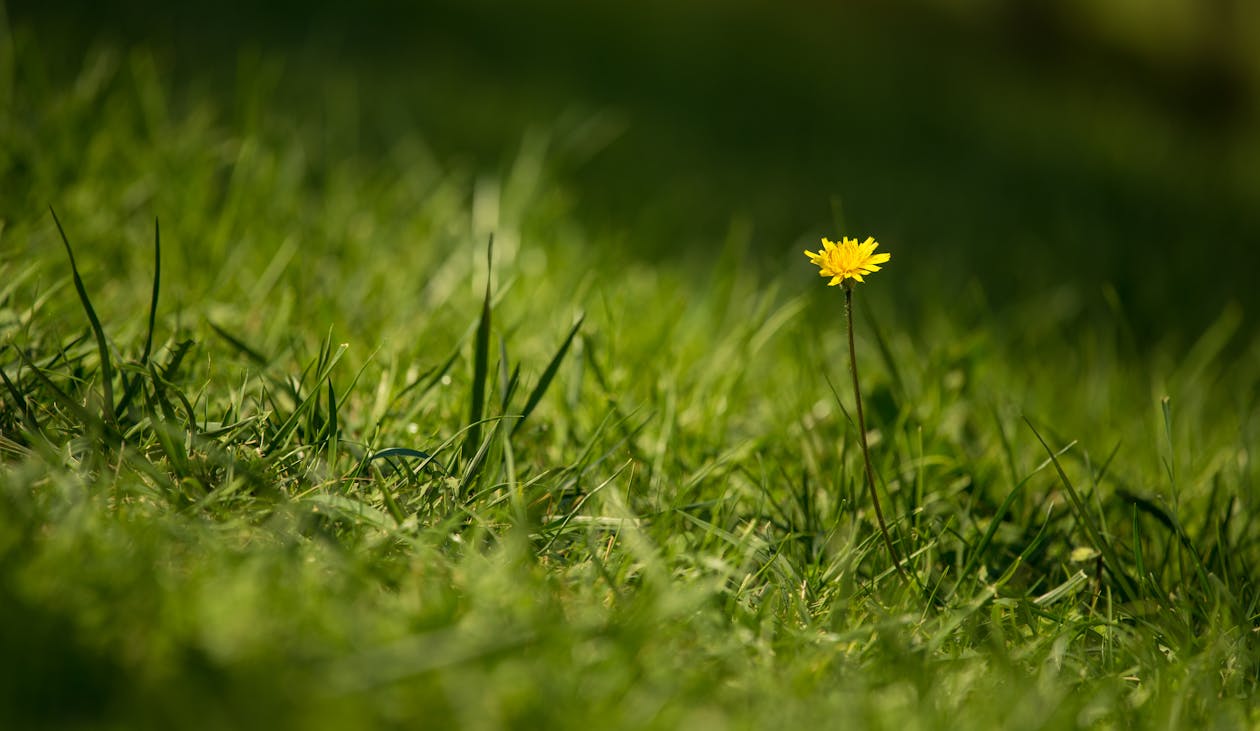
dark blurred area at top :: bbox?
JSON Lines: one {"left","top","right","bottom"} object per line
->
{"left": 10, "top": 0, "right": 1260, "bottom": 341}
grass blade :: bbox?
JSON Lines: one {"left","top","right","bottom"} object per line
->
{"left": 266, "top": 342, "right": 348, "bottom": 453}
{"left": 326, "top": 378, "right": 339, "bottom": 465}
{"left": 1024, "top": 416, "right": 1139, "bottom": 602}
{"left": 497, "top": 335, "right": 521, "bottom": 414}
{"left": 1131, "top": 504, "right": 1152, "bottom": 600}
{"left": 116, "top": 218, "right": 162, "bottom": 419}
{"left": 208, "top": 320, "right": 269, "bottom": 366}
{"left": 463, "top": 234, "right": 493, "bottom": 461}
{"left": 956, "top": 440, "right": 1072, "bottom": 587}
{"left": 143, "top": 368, "right": 191, "bottom": 477}
{"left": 49, "top": 206, "right": 116, "bottom": 426}
{"left": 143, "top": 217, "right": 160, "bottom": 365}
{"left": 0, "top": 357, "right": 40, "bottom": 434}
{"left": 14, "top": 346, "right": 109, "bottom": 437}
{"left": 387, "top": 342, "right": 462, "bottom": 416}
{"left": 513, "top": 314, "right": 583, "bottom": 436}
{"left": 1033, "top": 569, "right": 1089, "bottom": 607}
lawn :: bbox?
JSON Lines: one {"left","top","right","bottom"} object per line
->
{"left": 2, "top": 2, "right": 1259, "bottom": 729}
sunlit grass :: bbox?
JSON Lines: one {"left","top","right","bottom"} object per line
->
{"left": 2, "top": 29, "right": 1258, "bottom": 731}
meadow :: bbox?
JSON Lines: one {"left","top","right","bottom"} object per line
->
{"left": 2, "top": 3, "right": 1259, "bottom": 728}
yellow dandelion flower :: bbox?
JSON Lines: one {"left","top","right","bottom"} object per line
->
{"left": 800, "top": 230, "right": 910, "bottom": 585}
{"left": 804, "top": 236, "right": 890, "bottom": 285}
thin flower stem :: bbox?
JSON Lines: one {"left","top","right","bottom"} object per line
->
{"left": 845, "top": 283, "right": 910, "bottom": 585}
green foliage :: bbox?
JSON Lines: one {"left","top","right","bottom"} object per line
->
{"left": 2, "top": 17, "right": 1259, "bottom": 731}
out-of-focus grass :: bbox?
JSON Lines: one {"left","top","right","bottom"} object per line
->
{"left": 9, "top": 0, "right": 1260, "bottom": 341}
{"left": 2, "top": 6, "right": 1259, "bottom": 729}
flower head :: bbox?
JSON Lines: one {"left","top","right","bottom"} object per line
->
{"left": 804, "top": 236, "right": 890, "bottom": 285}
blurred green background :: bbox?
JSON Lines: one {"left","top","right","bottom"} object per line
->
{"left": 7, "top": 0, "right": 1260, "bottom": 343}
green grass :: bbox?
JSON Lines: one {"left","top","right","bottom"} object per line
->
{"left": 3, "top": 16, "right": 1260, "bottom": 731}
